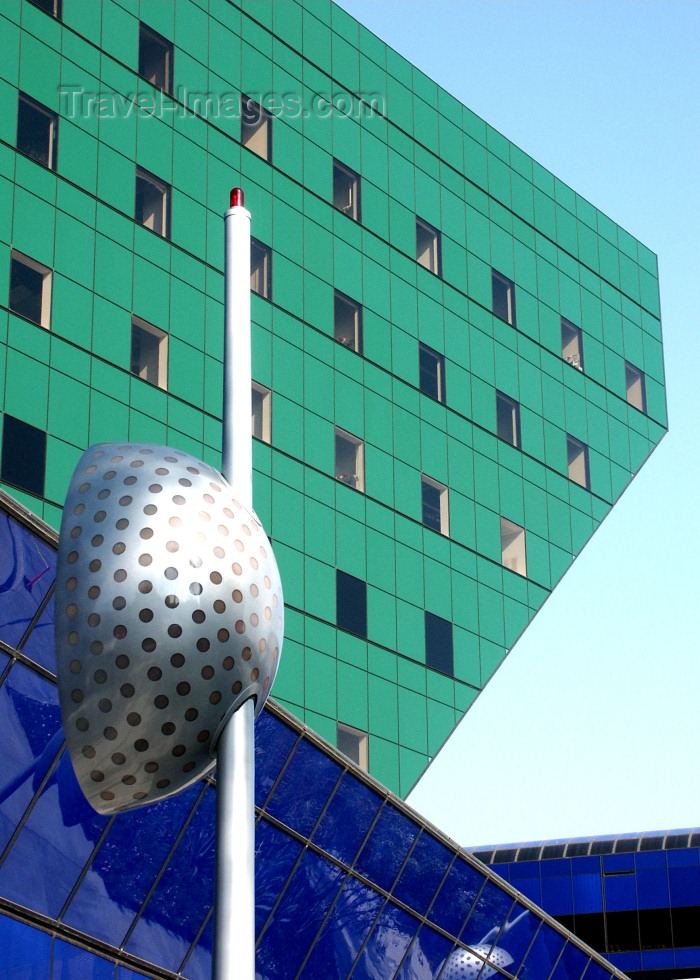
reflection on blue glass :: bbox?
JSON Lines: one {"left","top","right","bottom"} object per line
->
{"left": 0, "top": 512, "right": 55, "bottom": 649}
{"left": 0, "top": 913, "right": 51, "bottom": 978}
{"left": 429, "top": 858, "right": 485, "bottom": 937}
{"left": 461, "top": 879, "right": 513, "bottom": 951}
{"left": 53, "top": 939, "right": 114, "bottom": 979}
{"left": 493, "top": 903, "right": 539, "bottom": 975}
{"left": 351, "top": 903, "right": 419, "bottom": 980}
{"left": 393, "top": 832, "right": 452, "bottom": 917}
{"left": 125, "top": 787, "right": 215, "bottom": 973}
{"left": 312, "top": 772, "right": 382, "bottom": 866}
{"left": 296, "top": 875, "right": 384, "bottom": 979}
{"left": 255, "top": 817, "right": 304, "bottom": 937}
{"left": 397, "top": 925, "right": 452, "bottom": 979}
{"left": 264, "top": 737, "right": 342, "bottom": 837}
{"left": 256, "top": 848, "right": 346, "bottom": 979}
{"left": 355, "top": 803, "right": 419, "bottom": 892}
{"left": 181, "top": 910, "right": 213, "bottom": 980}
{"left": 0, "top": 746, "right": 108, "bottom": 917}
{"left": 517, "top": 921, "right": 566, "bottom": 980}
{"left": 549, "top": 941, "right": 588, "bottom": 980}
{"left": 17, "top": 592, "right": 55, "bottom": 673}
{"left": 255, "top": 711, "right": 299, "bottom": 808}
{"left": 63, "top": 782, "right": 205, "bottom": 947}
{"left": 509, "top": 875, "right": 541, "bottom": 906}
{"left": 0, "top": 663, "right": 64, "bottom": 854}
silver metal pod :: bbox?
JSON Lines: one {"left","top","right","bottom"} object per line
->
{"left": 440, "top": 944, "right": 514, "bottom": 980}
{"left": 55, "top": 443, "right": 283, "bottom": 814}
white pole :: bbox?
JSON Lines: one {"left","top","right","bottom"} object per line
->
{"left": 214, "top": 188, "right": 255, "bottom": 980}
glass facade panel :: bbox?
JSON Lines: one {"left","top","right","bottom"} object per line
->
{"left": 393, "top": 832, "right": 452, "bottom": 917}
{"left": 311, "top": 772, "right": 382, "bottom": 866}
{"left": 0, "top": 512, "right": 54, "bottom": 646}
{"left": 429, "top": 858, "right": 484, "bottom": 937}
{"left": 264, "top": 737, "right": 343, "bottom": 837}
{"left": 354, "top": 802, "right": 419, "bottom": 893}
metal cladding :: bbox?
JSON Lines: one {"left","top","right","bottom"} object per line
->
{"left": 440, "top": 945, "right": 514, "bottom": 979}
{"left": 54, "top": 443, "right": 283, "bottom": 814}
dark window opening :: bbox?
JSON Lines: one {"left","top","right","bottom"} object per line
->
{"left": 567, "top": 434, "right": 590, "bottom": 489}
{"left": 562, "top": 317, "right": 584, "bottom": 371}
{"left": 425, "top": 611, "right": 453, "bottom": 676}
{"left": 416, "top": 217, "right": 441, "bottom": 275}
{"left": 625, "top": 361, "right": 647, "bottom": 413}
{"left": 333, "top": 160, "right": 361, "bottom": 221}
{"left": 419, "top": 343, "right": 446, "bottom": 403}
{"left": 135, "top": 166, "right": 170, "bottom": 238}
{"left": 492, "top": 269, "right": 516, "bottom": 325}
{"left": 334, "top": 290, "right": 363, "bottom": 353}
{"left": 251, "top": 238, "right": 272, "bottom": 299}
{"left": 336, "top": 570, "right": 367, "bottom": 638}
{"left": 9, "top": 251, "right": 51, "bottom": 327}
{"left": 17, "top": 93, "right": 57, "bottom": 170}
{"left": 131, "top": 317, "right": 167, "bottom": 389}
{"left": 138, "top": 23, "right": 173, "bottom": 92}
{"left": 27, "top": 0, "right": 62, "bottom": 17}
{"left": 1, "top": 415, "right": 47, "bottom": 497}
{"left": 496, "top": 391, "right": 521, "bottom": 447}
{"left": 422, "top": 475, "right": 448, "bottom": 535}
{"left": 337, "top": 722, "right": 368, "bottom": 770}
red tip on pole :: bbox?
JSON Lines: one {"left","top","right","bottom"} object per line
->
{"left": 230, "top": 187, "right": 244, "bottom": 208}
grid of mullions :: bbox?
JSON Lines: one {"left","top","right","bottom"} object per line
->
{"left": 0, "top": 495, "right": 625, "bottom": 980}
{"left": 0, "top": 0, "right": 666, "bottom": 795}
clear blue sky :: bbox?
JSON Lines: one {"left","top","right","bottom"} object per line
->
{"left": 337, "top": 0, "right": 700, "bottom": 847}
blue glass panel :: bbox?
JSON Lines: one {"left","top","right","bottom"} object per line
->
{"left": 634, "top": 849, "right": 666, "bottom": 869}
{"left": 549, "top": 942, "right": 588, "bottom": 980}
{"left": 52, "top": 939, "right": 114, "bottom": 979}
{"left": 607, "top": 950, "right": 641, "bottom": 973}
{"left": 510, "top": 876, "right": 542, "bottom": 905}
{"left": 255, "top": 711, "right": 299, "bottom": 808}
{"left": 0, "top": 513, "right": 55, "bottom": 648}
{"left": 603, "top": 873, "right": 635, "bottom": 910}
{"left": 429, "top": 858, "right": 484, "bottom": 936}
{"left": 461, "top": 879, "right": 514, "bottom": 948}
{"left": 255, "top": 817, "right": 304, "bottom": 937}
{"left": 397, "top": 925, "right": 452, "bottom": 979}
{"left": 572, "top": 873, "right": 603, "bottom": 914}
{"left": 264, "top": 737, "right": 342, "bottom": 837}
{"left": 0, "top": 663, "right": 64, "bottom": 854}
{"left": 351, "top": 903, "right": 419, "bottom": 980}
{"left": 297, "top": 876, "right": 384, "bottom": 979}
{"left": 0, "top": 913, "right": 52, "bottom": 978}
{"left": 17, "top": 592, "right": 55, "bottom": 673}
{"left": 541, "top": 875, "right": 573, "bottom": 915}
{"left": 580, "top": 961, "right": 612, "bottom": 980}
{"left": 354, "top": 802, "right": 419, "bottom": 892}
{"left": 181, "top": 911, "right": 213, "bottom": 980}
{"left": 541, "top": 858, "right": 571, "bottom": 877}
{"left": 517, "top": 922, "right": 566, "bottom": 980}
{"left": 312, "top": 771, "right": 382, "bottom": 866}
{"left": 256, "top": 848, "right": 346, "bottom": 979}
{"left": 0, "top": 746, "right": 108, "bottom": 917}
{"left": 125, "top": 786, "right": 215, "bottom": 973}
{"left": 676, "top": 946, "right": 700, "bottom": 967}
{"left": 494, "top": 903, "right": 539, "bottom": 974}
{"left": 636, "top": 868, "right": 670, "bottom": 909}
{"left": 667, "top": 846, "right": 700, "bottom": 867}
{"left": 602, "top": 853, "right": 633, "bottom": 873}
{"left": 393, "top": 832, "right": 452, "bottom": 916}
{"left": 669, "top": 865, "right": 700, "bottom": 906}
{"left": 63, "top": 782, "right": 204, "bottom": 947}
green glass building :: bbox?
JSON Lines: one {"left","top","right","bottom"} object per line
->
{"left": 0, "top": 0, "right": 666, "bottom": 798}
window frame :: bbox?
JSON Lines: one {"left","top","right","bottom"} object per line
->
{"left": 250, "top": 238, "right": 272, "bottom": 300}
{"left": 241, "top": 95, "right": 272, "bottom": 162}
{"left": 419, "top": 342, "right": 446, "bottom": 404}
{"left": 425, "top": 611, "right": 454, "bottom": 677}
{"left": 252, "top": 382, "right": 272, "bottom": 444}
{"left": 138, "top": 22, "right": 173, "bottom": 93}
{"left": 27, "top": 0, "right": 62, "bottom": 17}
{"left": 500, "top": 517, "right": 527, "bottom": 577}
{"left": 421, "top": 474, "right": 449, "bottom": 536}
{"left": 9, "top": 250, "right": 52, "bottom": 329}
{"left": 332, "top": 159, "right": 361, "bottom": 221}
{"left": 567, "top": 434, "right": 590, "bottom": 489}
{"left": 336, "top": 569, "right": 367, "bottom": 638}
{"left": 415, "top": 216, "right": 442, "bottom": 275}
{"left": 496, "top": 390, "right": 521, "bottom": 448}
{"left": 131, "top": 316, "right": 168, "bottom": 390}
{"left": 135, "top": 165, "right": 171, "bottom": 238}
{"left": 625, "top": 361, "right": 647, "bottom": 413}
{"left": 337, "top": 722, "right": 369, "bottom": 771}
{"left": 561, "top": 317, "right": 585, "bottom": 371}
{"left": 492, "top": 269, "right": 517, "bottom": 326}
{"left": 334, "top": 290, "right": 363, "bottom": 354}
{"left": 334, "top": 427, "right": 365, "bottom": 493}
{"left": 16, "top": 92, "right": 58, "bottom": 171}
